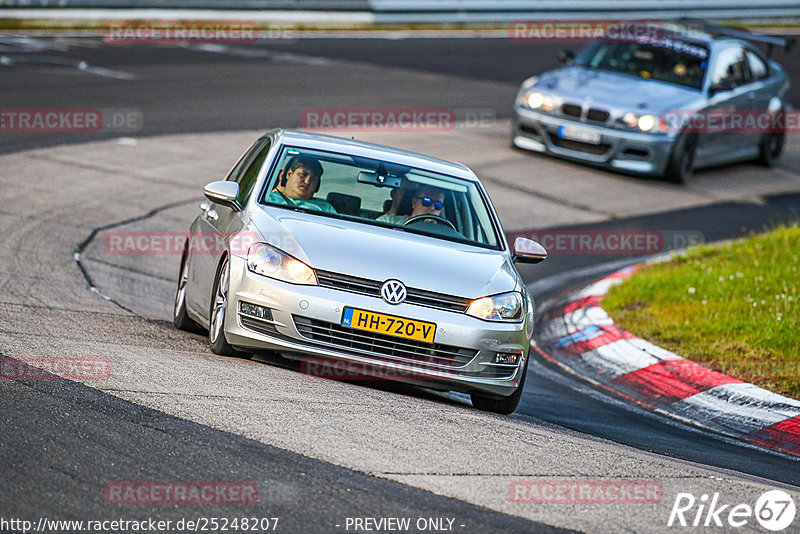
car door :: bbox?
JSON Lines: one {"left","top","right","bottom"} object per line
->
{"left": 696, "top": 44, "right": 753, "bottom": 165}
{"left": 743, "top": 47, "right": 775, "bottom": 151}
{"left": 186, "top": 137, "right": 271, "bottom": 322}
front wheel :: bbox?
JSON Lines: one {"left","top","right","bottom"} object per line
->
{"left": 664, "top": 133, "right": 697, "bottom": 184}
{"left": 470, "top": 358, "right": 529, "bottom": 415}
{"left": 756, "top": 132, "right": 784, "bottom": 167}
{"left": 209, "top": 256, "right": 235, "bottom": 356}
{"left": 173, "top": 253, "right": 202, "bottom": 333}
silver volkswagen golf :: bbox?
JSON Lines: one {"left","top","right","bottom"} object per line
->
{"left": 173, "top": 129, "right": 546, "bottom": 414}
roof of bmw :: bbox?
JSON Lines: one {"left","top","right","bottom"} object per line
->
{"left": 271, "top": 129, "right": 477, "bottom": 181}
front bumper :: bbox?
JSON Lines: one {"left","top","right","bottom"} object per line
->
{"left": 513, "top": 106, "right": 676, "bottom": 176}
{"left": 223, "top": 255, "right": 530, "bottom": 397}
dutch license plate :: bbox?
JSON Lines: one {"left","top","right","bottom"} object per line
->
{"left": 341, "top": 307, "right": 436, "bottom": 343}
{"left": 558, "top": 125, "right": 602, "bottom": 145}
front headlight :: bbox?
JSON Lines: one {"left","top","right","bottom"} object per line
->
{"left": 622, "top": 112, "right": 662, "bottom": 132}
{"left": 522, "top": 91, "right": 555, "bottom": 112}
{"left": 246, "top": 243, "right": 317, "bottom": 285}
{"left": 637, "top": 114, "right": 657, "bottom": 132}
{"left": 527, "top": 92, "right": 544, "bottom": 109}
{"left": 466, "top": 291, "right": 523, "bottom": 322}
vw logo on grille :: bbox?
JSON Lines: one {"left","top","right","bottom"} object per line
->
{"left": 381, "top": 279, "right": 407, "bottom": 305}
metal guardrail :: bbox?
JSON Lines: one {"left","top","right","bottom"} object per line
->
{"left": 2, "top": 0, "right": 800, "bottom": 21}
{"left": 0, "top": 1, "right": 370, "bottom": 8}
{"left": 369, "top": 1, "right": 800, "bottom": 21}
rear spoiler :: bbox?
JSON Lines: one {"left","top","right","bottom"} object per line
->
{"left": 679, "top": 18, "right": 795, "bottom": 58}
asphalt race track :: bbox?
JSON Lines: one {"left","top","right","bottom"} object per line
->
{"left": 2, "top": 35, "right": 798, "bottom": 155}
{"left": 1, "top": 34, "right": 800, "bottom": 533}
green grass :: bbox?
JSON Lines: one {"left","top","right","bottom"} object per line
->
{"left": 603, "top": 225, "right": 800, "bottom": 399}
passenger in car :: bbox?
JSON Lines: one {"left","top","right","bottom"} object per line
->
{"left": 378, "top": 184, "right": 445, "bottom": 225}
{"left": 377, "top": 177, "right": 416, "bottom": 222}
{"left": 268, "top": 155, "right": 337, "bottom": 213}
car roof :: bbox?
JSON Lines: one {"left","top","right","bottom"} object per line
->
{"left": 266, "top": 129, "right": 478, "bottom": 181}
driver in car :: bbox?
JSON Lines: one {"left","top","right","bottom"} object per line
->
{"left": 268, "top": 155, "right": 337, "bottom": 213}
{"left": 378, "top": 184, "right": 445, "bottom": 225}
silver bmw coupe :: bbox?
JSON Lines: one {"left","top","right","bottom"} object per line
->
{"left": 512, "top": 22, "right": 791, "bottom": 184}
{"left": 173, "top": 129, "right": 546, "bottom": 414}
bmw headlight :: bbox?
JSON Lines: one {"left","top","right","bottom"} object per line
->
{"left": 637, "top": 114, "right": 657, "bottom": 132}
{"left": 622, "top": 112, "right": 662, "bottom": 132}
{"left": 522, "top": 91, "right": 555, "bottom": 112}
{"left": 466, "top": 292, "right": 523, "bottom": 322}
{"left": 246, "top": 243, "right": 317, "bottom": 285}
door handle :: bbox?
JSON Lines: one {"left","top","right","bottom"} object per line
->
{"left": 200, "top": 202, "right": 210, "bottom": 212}
{"left": 205, "top": 209, "right": 218, "bottom": 221}
{"left": 748, "top": 92, "right": 756, "bottom": 100}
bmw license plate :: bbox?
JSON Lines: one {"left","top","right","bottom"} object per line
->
{"left": 341, "top": 307, "right": 436, "bottom": 343}
{"left": 557, "top": 125, "right": 602, "bottom": 145}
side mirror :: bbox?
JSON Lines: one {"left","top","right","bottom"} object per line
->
{"left": 203, "top": 181, "right": 242, "bottom": 211}
{"left": 709, "top": 81, "right": 735, "bottom": 96}
{"left": 558, "top": 50, "right": 575, "bottom": 65}
{"left": 512, "top": 237, "right": 547, "bottom": 264}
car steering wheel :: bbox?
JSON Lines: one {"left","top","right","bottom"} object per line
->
{"left": 403, "top": 214, "right": 457, "bottom": 230}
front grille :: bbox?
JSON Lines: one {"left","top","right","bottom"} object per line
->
{"left": 586, "top": 108, "right": 610, "bottom": 123}
{"left": 316, "top": 270, "right": 471, "bottom": 313}
{"left": 293, "top": 315, "right": 477, "bottom": 369}
{"left": 561, "top": 103, "right": 582, "bottom": 118}
{"left": 548, "top": 133, "right": 611, "bottom": 156}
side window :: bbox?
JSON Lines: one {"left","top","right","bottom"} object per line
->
{"left": 225, "top": 140, "right": 262, "bottom": 183}
{"left": 711, "top": 46, "right": 749, "bottom": 87}
{"left": 236, "top": 140, "right": 271, "bottom": 204}
{"left": 746, "top": 50, "right": 768, "bottom": 81}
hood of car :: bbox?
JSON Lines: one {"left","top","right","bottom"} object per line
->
{"left": 534, "top": 66, "right": 701, "bottom": 114}
{"left": 249, "top": 206, "right": 518, "bottom": 300}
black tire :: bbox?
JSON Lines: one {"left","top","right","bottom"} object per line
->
{"left": 664, "top": 133, "right": 697, "bottom": 184}
{"left": 173, "top": 252, "right": 203, "bottom": 333}
{"left": 470, "top": 357, "right": 529, "bottom": 415}
{"left": 756, "top": 132, "right": 784, "bottom": 167}
{"left": 209, "top": 255, "right": 235, "bottom": 356}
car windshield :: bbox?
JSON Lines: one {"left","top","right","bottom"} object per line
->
{"left": 575, "top": 39, "right": 709, "bottom": 89}
{"left": 260, "top": 145, "right": 502, "bottom": 249}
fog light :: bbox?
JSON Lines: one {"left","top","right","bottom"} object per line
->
{"left": 239, "top": 302, "right": 273, "bottom": 321}
{"left": 494, "top": 350, "right": 522, "bottom": 365}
